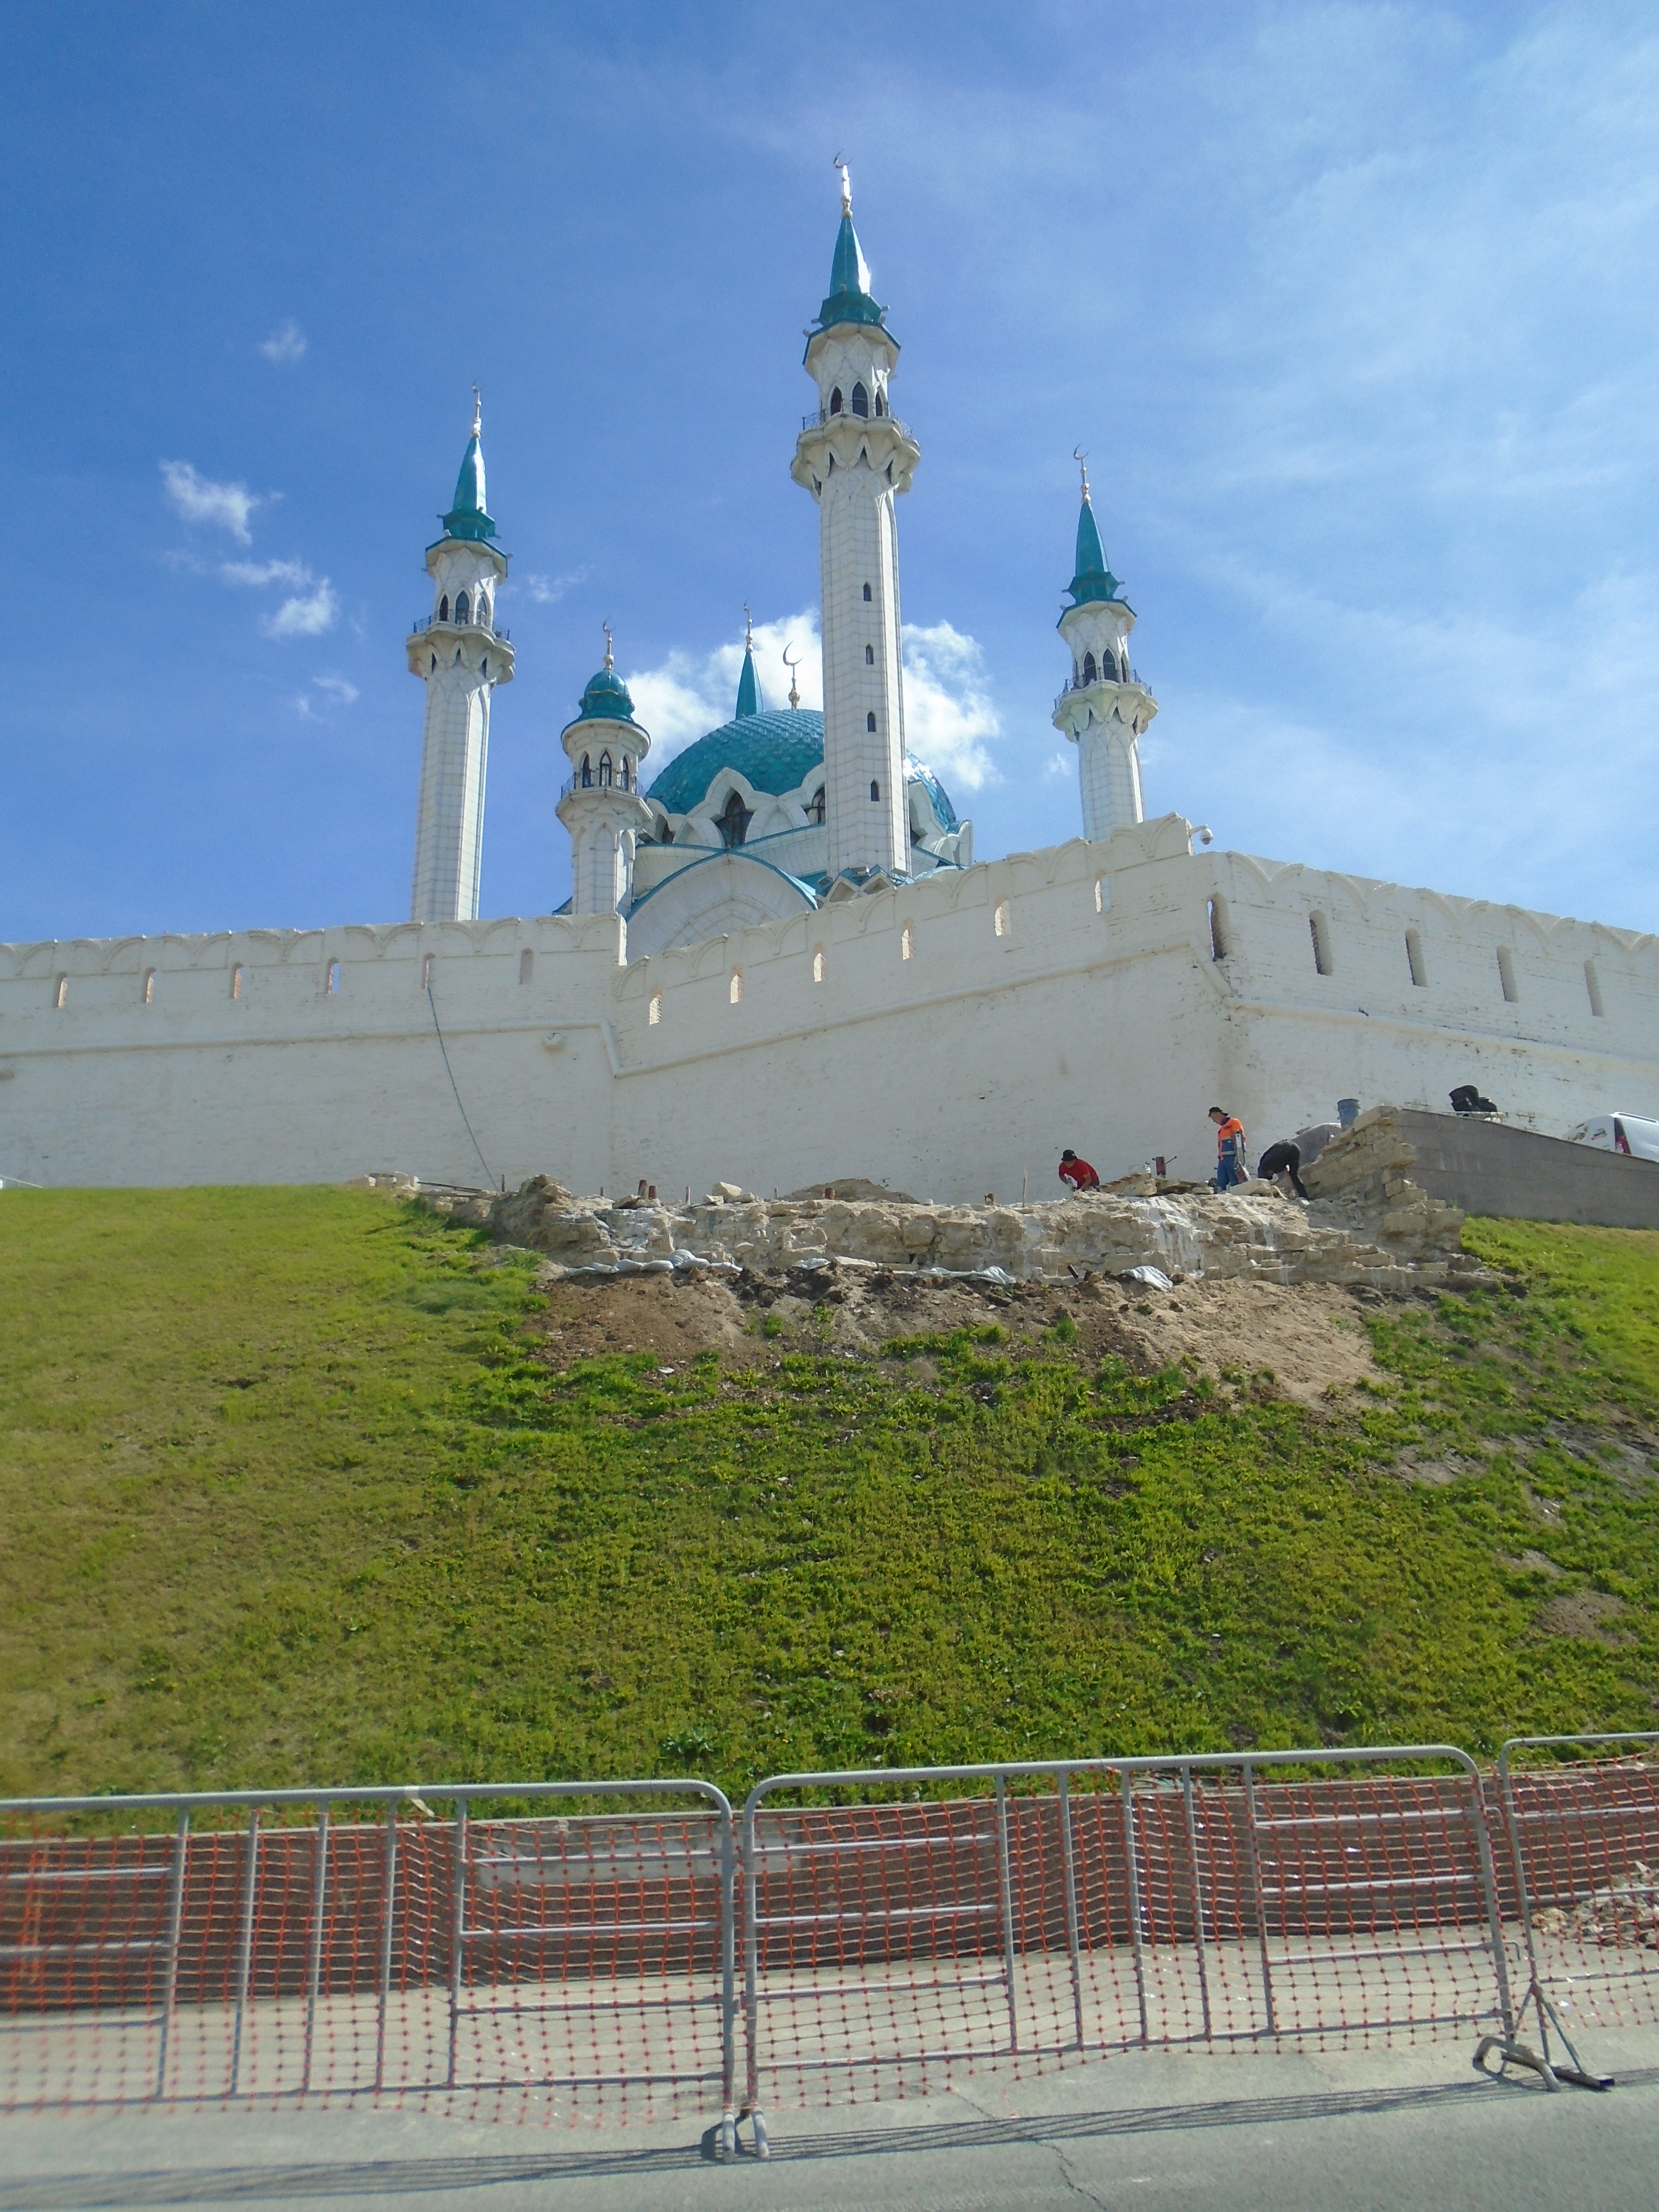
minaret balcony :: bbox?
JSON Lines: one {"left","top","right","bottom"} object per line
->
{"left": 559, "top": 768, "right": 647, "bottom": 802}
{"left": 792, "top": 408, "right": 921, "bottom": 496}
{"left": 801, "top": 405, "right": 912, "bottom": 441}
{"left": 410, "top": 614, "right": 510, "bottom": 642}
{"left": 1053, "top": 672, "right": 1150, "bottom": 716}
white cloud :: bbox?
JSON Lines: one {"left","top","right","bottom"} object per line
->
{"left": 160, "top": 460, "right": 258, "bottom": 544}
{"left": 899, "top": 621, "right": 1001, "bottom": 792}
{"left": 259, "top": 320, "right": 307, "bottom": 365}
{"left": 264, "top": 579, "right": 340, "bottom": 639}
{"left": 522, "top": 568, "right": 588, "bottom": 605}
{"left": 295, "top": 672, "right": 359, "bottom": 717}
{"left": 626, "top": 610, "right": 1003, "bottom": 797}
{"left": 221, "top": 558, "right": 311, "bottom": 588}
{"left": 629, "top": 609, "right": 823, "bottom": 760}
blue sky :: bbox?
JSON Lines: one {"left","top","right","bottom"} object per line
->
{"left": 6, "top": 0, "right": 1657, "bottom": 942}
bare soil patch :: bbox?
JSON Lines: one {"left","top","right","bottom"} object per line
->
{"left": 529, "top": 1265, "right": 1383, "bottom": 1406}
{"left": 1532, "top": 1588, "right": 1632, "bottom": 1644}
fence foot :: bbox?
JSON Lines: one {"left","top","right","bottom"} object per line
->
{"left": 734, "top": 2104, "right": 770, "bottom": 2159}
{"left": 1473, "top": 2036, "right": 1613, "bottom": 2093}
{"left": 716, "top": 2109, "right": 737, "bottom": 2161}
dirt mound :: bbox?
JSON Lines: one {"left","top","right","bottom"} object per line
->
{"left": 531, "top": 1261, "right": 1382, "bottom": 1407}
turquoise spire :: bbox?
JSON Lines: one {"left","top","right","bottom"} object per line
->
{"left": 1064, "top": 454, "right": 1123, "bottom": 607}
{"left": 441, "top": 388, "right": 496, "bottom": 543}
{"left": 735, "top": 605, "right": 761, "bottom": 718}
{"left": 816, "top": 161, "right": 887, "bottom": 333}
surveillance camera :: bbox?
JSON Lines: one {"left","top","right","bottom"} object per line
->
{"left": 1195, "top": 825, "right": 1214, "bottom": 846}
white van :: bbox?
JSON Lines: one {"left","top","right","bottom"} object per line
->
{"left": 1564, "top": 1113, "right": 1659, "bottom": 1164}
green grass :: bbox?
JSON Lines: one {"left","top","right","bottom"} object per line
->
{"left": 2, "top": 1191, "right": 1656, "bottom": 1802}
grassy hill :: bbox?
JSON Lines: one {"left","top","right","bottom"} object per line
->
{"left": 1, "top": 1188, "right": 1656, "bottom": 1802}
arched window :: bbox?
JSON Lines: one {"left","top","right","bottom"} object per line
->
{"left": 852, "top": 381, "right": 869, "bottom": 417}
{"left": 994, "top": 898, "right": 1011, "bottom": 939}
{"left": 648, "top": 988, "right": 662, "bottom": 1026}
{"left": 455, "top": 591, "right": 469, "bottom": 624}
{"left": 519, "top": 948, "right": 534, "bottom": 985}
{"left": 1208, "top": 897, "right": 1230, "bottom": 961}
{"left": 1585, "top": 960, "right": 1605, "bottom": 1017}
{"left": 479, "top": 594, "right": 490, "bottom": 631}
{"left": 810, "top": 787, "right": 825, "bottom": 825}
{"left": 862, "top": 581, "right": 872, "bottom": 602}
{"left": 1082, "top": 650, "right": 1097, "bottom": 684}
{"left": 53, "top": 974, "right": 67, "bottom": 1009}
{"left": 1405, "top": 928, "right": 1428, "bottom": 988}
{"left": 326, "top": 959, "right": 341, "bottom": 997}
{"left": 618, "top": 758, "right": 630, "bottom": 790}
{"left": 230, "top": 963, "right": 243, "bottom": 1000}
{"left": 1094, "top": 875, "right": 1110, "bottom": 914}
{"left": 1497, "top": 946, "right": 1519, "bottom": 1003}
{"left": 599, "top": 751, "right": 613, "bottom": 787}
{"left": 866, "top": 711, "right": 877, "bottom": 732}
{"left": 422, "top": 954, "right": 434, "bottom": 990}
{"left": 142, "top": 968, "right": 156, "bottom": 1005}
{"left": 869, "top": 778, "right": 880, "bottom": 801}
{"left": 717, "top": 789, "right": 752, "bottom": 847}
{"left": 729, "top": 969, "right": 744, "bottom": 1004}
{"left": 439, "top": 595, "right": 449, "bottom": 622}
{"left": 812, "top": 947, "right": 826, "bottom": 983}
{"left": 1309, "top": 912, "right": 1334, "bottom": 976}
{"left": 875, "top": 392, "right": 886, "bottom": 416}
{"left": 900, "top": 921, "right": 915, "bottom": 961}
{"left": 430, "top": 653, "right": 436, "bottom": 672}
{"left": 830, "top": 386, "right": 843, "bottom": 415}
{"left": 865, "top": 643, "right": 875, "bottom": 665}
{"left": 580, "top": 754, "right": 592, "bottom": 787}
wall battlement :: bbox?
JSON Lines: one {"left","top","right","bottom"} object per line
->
{"left": 3, "top": 819, "right": 1655, "bottom": 1193}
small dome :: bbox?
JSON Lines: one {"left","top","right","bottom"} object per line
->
{"left": 570, "top": 664, "right": 639, "bottom": 726}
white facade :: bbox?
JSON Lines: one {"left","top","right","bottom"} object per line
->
{"left": 4, "top": 817, "right": 1655, "bottom": 1195}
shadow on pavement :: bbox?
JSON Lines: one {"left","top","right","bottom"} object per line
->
{"left": 7, "top": 2068, "right": 1656, "bottom": 2205}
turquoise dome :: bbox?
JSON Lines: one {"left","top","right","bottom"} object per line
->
{"left": 646, "top": 706, "right": 958, "bottom": 833}
{"left": 565, "top": 663, "right": 641, "bottom": 730}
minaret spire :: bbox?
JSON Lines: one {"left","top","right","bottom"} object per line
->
{"left": 1051, "top": 456, "right": 1155, "bottom": 843}
{"left": 407, "top": 399, "right": 514, "bottom": 923}
{"left": 792, "top": 176, "right": 920, "bottom": 878}
{"left": 735, "top": 605, "right": 761, "bottom": 719}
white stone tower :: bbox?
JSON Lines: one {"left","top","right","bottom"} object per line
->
{"left": 555, "top": 628, "right": 653, "bottom": 915}
{"left": 407, "top": 394, "right": 514, "bottom": 922}
{"left": 791, "top": 167, "right": 921, "bottom": 881}
{"left": 1051, "top": 459, "right": 1156, "bottom": 842}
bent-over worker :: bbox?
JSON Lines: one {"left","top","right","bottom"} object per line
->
{"left": 1256, "top": 1139, "right": 1310, "bottom": 1199}
{"left": 1057, "top": 1149, "right": 1101, "bottom": 1192}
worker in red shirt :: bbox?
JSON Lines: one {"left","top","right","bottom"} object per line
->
{"left": 1057, "top": 1149, "right": 1101, "bottom": 1192}
{"left": 1209, "top": 1106, "right": 1248, "bottom": 1191}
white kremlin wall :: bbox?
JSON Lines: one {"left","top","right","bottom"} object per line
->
{"left": 2, "top": 816, "right": 1655, "bottom": 1197}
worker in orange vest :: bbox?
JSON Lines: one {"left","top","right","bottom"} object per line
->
{"left": 1209, "top": 1106, "right": 1248, "bottom": 1191}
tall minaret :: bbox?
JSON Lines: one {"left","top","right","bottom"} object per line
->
{"left": 555, "top": 627, "right": 653, "bottom": 915}
{"left": 791, "top": 165, "right": 921, "bottom": 880}
{"left": 407, "top": 392, "right": 514, "bottom": 923}
{"left": 1051, "top": 457, "right": 1156, "bottom": 842}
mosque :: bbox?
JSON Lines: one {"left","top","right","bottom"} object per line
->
{"left": 407, "top": 167, "right": 1121, "bottom": 960}
{"left": 1, "top": 180, "right": 1653, "bottom": 1194}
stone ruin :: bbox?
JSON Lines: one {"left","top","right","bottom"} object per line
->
{"left": 360, "top": 1107, "right": 1480, "bottom": 1292}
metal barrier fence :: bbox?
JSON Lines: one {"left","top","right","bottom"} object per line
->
{"left": 0, "top": 1780, "right": 735, "bottom": 2136}
{"left": 740, "top": 1747, "right": 1514, "bottom": 2150}
{"left": 4, "top": 1737, "right": 1656, "bottom": 2150}
{"left": 1482, "top": 1731, "right": 1659, "bottom": 2091}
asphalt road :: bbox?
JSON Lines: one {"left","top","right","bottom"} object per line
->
{"left": 4, "top": 2036, "right": 1657, "bottom": 2212}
